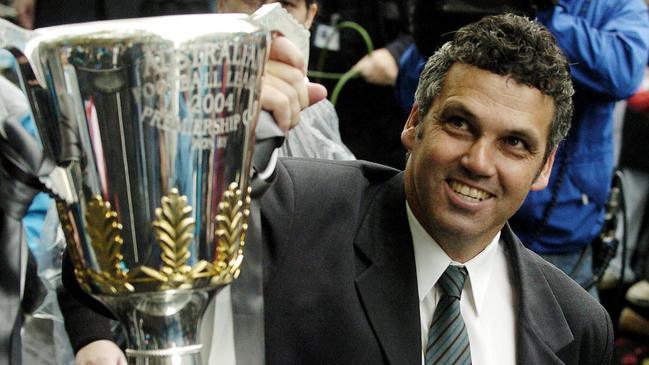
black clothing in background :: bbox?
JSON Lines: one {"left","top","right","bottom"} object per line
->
{"left": 32, "top": 0, "right": 213, "bottom": 28}
{"left": 410, "top": 0, "right": 537, "bottom": 58}
{"left": 33, "top": 0, "right": 141, "bottom": 28}
{"left": 139, "top": 0, "right": 213, "bottom": 16}
{"left": 619, "top": 108, "right": 649, "bottom": 280}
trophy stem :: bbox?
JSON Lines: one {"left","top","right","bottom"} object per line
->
{"left": 126, "top": 346, "right": 203, "bottom": 365}
{"left": 101, "top": 288, "right": 217, "bottom": 365}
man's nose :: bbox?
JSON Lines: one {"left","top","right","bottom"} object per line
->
{"left": 460, "top": 139, "right": 497, "bottom": 177}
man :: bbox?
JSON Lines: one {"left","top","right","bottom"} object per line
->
{"left": 65, "top": 14, "right": 612, "bottom": 364}
{"left": 394, "top": 0, "right": 649, "bottom": 297}
{"left": 260, "top": 14, "right": 610, "bottom": 365}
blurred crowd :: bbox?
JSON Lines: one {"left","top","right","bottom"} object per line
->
{"left": 1, "top": 0, "right": 649, "bottom": 364}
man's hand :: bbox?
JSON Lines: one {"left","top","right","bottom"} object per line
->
{"left": 75, "top": 340, "right": 126, "bottom": 365}
{"left": 352, "top": 48, "right": 398, "bottom": 86}
{"left": 261, "top": 35, "right": 327, "bottom": 132}
{"left": 13, "top": 0, "right": 35, "bottom": 29}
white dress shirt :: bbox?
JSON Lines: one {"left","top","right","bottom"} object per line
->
{"left": 407, "top": 203, "right": 517, "bottom": 365}
{"left": 203, "top": 286, "right": 236, "bottom": 364}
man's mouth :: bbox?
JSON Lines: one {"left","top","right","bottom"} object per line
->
{"left": 449, "top": 181, "right": 492, "bottom": 202}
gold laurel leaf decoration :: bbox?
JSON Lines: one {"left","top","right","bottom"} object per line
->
{"left": 139, "top": 266, "right": 169, "bottom": 283}
{"left": 86, "top": 197, "right": 125, "bottom": 275}
{"left": 213, "top": 183, "right": 251, "bottom": 283}
{"left": 55, "top": 201, "right": 93, "bottom": 293}
{"left": 85, "top": 196, "right": 132, "bottom": 293}
{"left": 150, "top": 188, "right": 197, "bottom": 289}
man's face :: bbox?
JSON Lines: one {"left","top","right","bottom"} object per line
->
{"left": 272, "top": 0, "right": 316, "bottom": 28}
{"left": 402, "top": 63, "right": 556, "bottom": 257}
{"left": 217, "top": 0, "right": 317, "bottom": 29}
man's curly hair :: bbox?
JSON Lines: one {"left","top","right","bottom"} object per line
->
{"left": 414, "top": 13, "right": 574, "bottom": 160}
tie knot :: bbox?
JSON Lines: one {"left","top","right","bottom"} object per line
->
{"left": 438, "top": 266, "right": 468, "bottom": 299}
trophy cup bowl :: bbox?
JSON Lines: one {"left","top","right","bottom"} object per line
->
{"left": 0, "top": 5, "right": 308, "bottom": 363}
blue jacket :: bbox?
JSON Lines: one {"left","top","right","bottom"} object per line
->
{"left": 510, "top": 0, "right": 649, "bottom": 253}
{"left": 395, "top": 45, "right": 425, "bottom": 116}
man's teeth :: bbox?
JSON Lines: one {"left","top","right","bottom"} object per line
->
{"left": 449, "top": 181, "right": 490, "bottom": 201}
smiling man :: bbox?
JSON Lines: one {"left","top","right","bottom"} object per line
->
{"left": 402, "top": 62, "right": 557, "bottom": 262}
{"left": 258, "top": 14, "right": 611, "bottom": 365}
{"left": 62, "top": 13, "right": 612, "bottom": 365}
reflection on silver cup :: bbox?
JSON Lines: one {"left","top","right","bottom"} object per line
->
{"left": 47, "top": 17, "right": 266, "bottom": 364}
{"left": 0, "top": 5, "right": 308, "bottom": 364}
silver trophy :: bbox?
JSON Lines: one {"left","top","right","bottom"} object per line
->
{"left": 0, "top": 4, "right": 308, "bottom": 364}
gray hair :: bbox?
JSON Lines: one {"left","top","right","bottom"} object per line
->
{"left": 414, "top": 13, "right": 574, "bottom": 160}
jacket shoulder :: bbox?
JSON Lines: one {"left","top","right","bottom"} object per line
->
{"left": 266, "top": 158, "right": 400, "bottom": 206}
{"left": 521, "top": 248, "right": 614, "bottom": 364}
{"left": 278, "top": 158, "right": 400, "bottom": 185}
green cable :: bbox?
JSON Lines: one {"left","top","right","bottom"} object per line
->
{"left": 312, "top": 20, "right": 375, "bottom": 83}
{"left": 330, "top": 21, "right": 375, "bottom": 106}
{"left": 330, "top": 68, "right": 361, "bottom": 106}
{"left": 335, "top": 21, "right": 374, "bottom": 54}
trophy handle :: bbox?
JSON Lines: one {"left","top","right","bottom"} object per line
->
{"left": 7, "top": 47, "right": 64, "bottom": 164}
{"left": 0, "top": 18, "right": 83, "bottom": 167}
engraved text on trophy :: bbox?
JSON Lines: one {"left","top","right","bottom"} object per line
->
{"left": 133, "top": 41, "right": 265, "bottom": 149}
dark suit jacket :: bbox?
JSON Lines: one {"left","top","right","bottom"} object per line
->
{"left": 61, "top": 158, "right": 613, "bottom": 364}
{"left": 261, "top": 158, "right": 613, "bottom": 365}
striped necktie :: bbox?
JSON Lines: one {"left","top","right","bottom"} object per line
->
{"left": 425, "top": 265, "right": 471, "bottom": 365}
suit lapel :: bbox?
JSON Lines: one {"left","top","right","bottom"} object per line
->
{"left": 351, "top": 176, "right": 576, "bottom": 364}
{"left": 354, "top": 173, "right": 421, "bottom": 365}
{"left": 502, "top": 224, "right": 574, "bottom": 364}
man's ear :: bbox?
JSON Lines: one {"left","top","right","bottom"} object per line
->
{"left": 401, "top": 104, "right": 420, "bottom": 152}
{"left": 530, "top": 147, "right": 557, "bottom": 191}
{"left": 304, "top": 2, "right": 318, "bottom": 29}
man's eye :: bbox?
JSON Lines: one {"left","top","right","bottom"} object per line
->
{"left": 447, "top": 117, "right": 468, "bottom": 130}
{"left": 504, "top": 136, "right": 524, "bottom": 148}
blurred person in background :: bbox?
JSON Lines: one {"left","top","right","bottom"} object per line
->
{"left": 308, "top": 0, "right": 411, "bottom": 169}
{"left": 613, "top": 65, "right": 649, "bottom": 337}
{"left": 0, "top": 74, "right": 49, "bottom": 365}
{"left": 216, "top": 0, "right": 354, "bottom": 160}
{"left": 509, "top": 0, "right": 649, "bottom": 298}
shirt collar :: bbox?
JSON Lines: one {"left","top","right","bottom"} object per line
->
{"left": 407, "top": 202, "right": 501, "bottom": 316}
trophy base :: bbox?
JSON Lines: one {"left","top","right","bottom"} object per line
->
{"left": 101, "top": 288, "right": 218, "bottom": 365}
{"left": 126, "top": 345, "right": 203, "bottom": 365}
